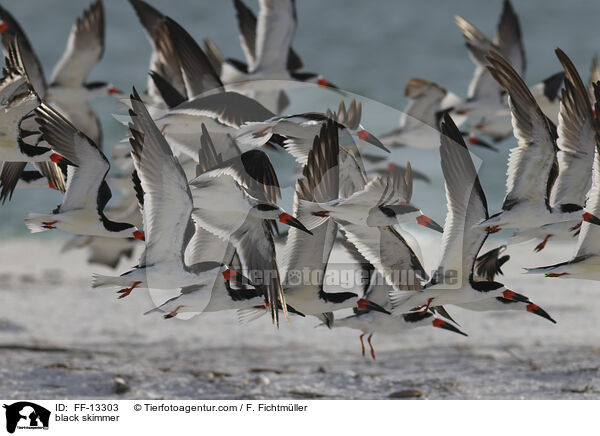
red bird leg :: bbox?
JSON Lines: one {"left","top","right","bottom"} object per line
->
{"left": 534, "top": 234, "right": 552, "bottom": 252}
{"left": 411, "top": 298, "right": 433, "bottom": 313}
{"left": 164, "top": 305, "right": 183, "bottom": 319}
{"left": 367, "top": 334, "right": 376, "bottom": 360}
{"left": 360, "top": 333, "right": 365, "bottom": 357}
{"left": 117, "top": 281, "right": 142, "bottom": 299}
{"left": 42, "top": 220, "right": 57, "bottom": 229}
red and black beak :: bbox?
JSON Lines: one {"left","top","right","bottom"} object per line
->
{"left": 357, "top": 129, "right": 390, "bottom": 153}
{"left": 317, "top": 78, "right": 346, "bottom": 95}
{"left": 356, "top": 298, "right": 390, "bottom": 315}
{"left": 279, "top": 213, "right": 313, "bottom": 235}
{"left": 432, "top": 318, "right": 468, "bottom": 336}
{"left": 49, "top": 153, "right": 75, "bottom": 167}
{"left": 526, "top": 303, "right": 556, "bottom": 324}
{"left": 108, "top": 87, "right": 121, "bottom": 95}
{"left": 502, "top": 289, "right": 530, "bottom": 303}
{"left": 416, "top": 214, "right": 443, "bottom": 233}
{"left": 583, "top": 212, "right": 600, "bottom": 226}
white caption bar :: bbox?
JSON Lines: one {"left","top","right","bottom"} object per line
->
{"left": 0, "top": 400, "right": 596, "bottom": 435}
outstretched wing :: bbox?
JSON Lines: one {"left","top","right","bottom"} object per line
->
{"left": 34, "top": 103, "right": 108, "bottom": 214}
{"left": 253, "top": 0, "right": 296, "bottom": 73}
{"left": 435, "top": 113, "right": 489, "bottom": 285}
{"left": 550, "top": 49, "right": 595, "bottom": 208}
{"left": 487, "top": 51, "right": 557, "bottom": 211}
{"left": 128, "top": 88, "right": 193, "bottom": 266}
{"left": 50, "top": 0, "right": 105, "bottom": 87}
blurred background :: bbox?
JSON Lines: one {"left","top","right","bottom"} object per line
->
{"left": 2, "top": 0, "right": 600, "bottom": 238}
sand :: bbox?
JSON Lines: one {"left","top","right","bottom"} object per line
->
{"left": 1, "top": 236, "right": 600, "bottom": 400}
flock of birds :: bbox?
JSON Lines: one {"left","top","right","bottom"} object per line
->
{"left": 1, "top": 0, "right": 600, "bottom": 359}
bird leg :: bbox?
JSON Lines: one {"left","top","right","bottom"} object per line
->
{"left": 160, "top": 123, "right": 169, "bottom": 136}
{"left": 164, "top": 305, "right": 184, "bottom": 319}
{"left": 360, "top": 333, "right": 365, "bottom": 357}
{"left": 42, "top": 220, "right": 57, "bottom": 229}
{"left": 546, "top": 272, "right": 569, "bottom": 277}
{"left": 534, "top": 234, "right": 552, "bottom": 252}
{"left": 117, "top": 281, "right": 142, "bottom": 299}
{"left": 367, "top": 334, "right": 376, "bottom": 360}
{"left": 570, "top": 221, "right": 582, "bottom": 231}
{"left": 486, "top": 225, "right": 501, "bottom": 233}
{"left": 412, "top": 298, "right": 434, "bottom": 314}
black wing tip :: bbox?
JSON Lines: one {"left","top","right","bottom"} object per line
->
{"left": 554, "top": 50, "right": 587, "bottom": 106}
{"left": 440, "top": 113, "right": 466, "bottom": 148}
{"left": 130, "top": 86, "right": 141, "bottom": 102}
{"left": 78, "top": 0, "right": 105, "bottom": 41}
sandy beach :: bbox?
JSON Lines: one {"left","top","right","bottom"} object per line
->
{"left": 1, "top": 235, "right": 599, "bottom": 400}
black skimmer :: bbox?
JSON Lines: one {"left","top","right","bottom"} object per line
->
{"left": 334, "top": 275, "right": 467, "bottom": 359}
{"left": 479, "top": 51, "right": 591, "bottom": 238}
{"left": 452, "top": 1, "right": 563, "bottom": 141}
{"left": 330, "top": 205, "right": 466, "bottom": 359}
{"left": 141, "top": 124, "right": 301, "bottom": 321}
{"left": 453, "top": 1, "right": 525, "bottom": 117}
{"left": 510, "top": 49, "right": 596, "bottom": 251}
{"left": 379, "top": 79, "right": 451, "bottom": 149}
{"left": 297, "top": 162, "right": 442, "bottom": 232}
{"left": 376, "top": 78, "right": 494, "bottom": 153}
{"left": 278, "top": 120, "right": 391, "bottom": 318}
{"left": 24, "top": 103, "right": 143, "bottom": 239}
{"left": 525, "top": 82, "right": 600, "bottom": 281}
{"left": 390, "top": 113, "right": 528, "bottom": 314}
{"left": 276, "top": 111, "right": 433, "bottom": 294}
{"left": 235, "top": 99, "right": 388, "bottom": 154}
{"left": 454, "top": 245, "right": 556, "bottom": 323}
{"left": 59, "top": 174, "right": 145, "bottom": 269}
{"left": 0, "top": 0, "right": 117, "bottom": 144}
{"left": 91, "top": 89, "right": 248, "bottom": 300}
{"left": 0, "top": 1, "right": 116, "bottom": 200}
{"left": 202, "top": 0, "right": 340, "bottom": 113}
{"left": 188, "top": 124, "right": 313, "bottom": 324}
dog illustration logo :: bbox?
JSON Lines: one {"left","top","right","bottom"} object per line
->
{"left": 3, "top": 402, "right": 50, "bottom": 433}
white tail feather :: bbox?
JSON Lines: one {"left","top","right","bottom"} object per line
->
{"left": 237, "top": 307, "right": 267, "bottom": 324}
{"left": 90, "top": 273, "right": 127, "bottom": 288}
{"left": 23, "top": 213, "right": 55, "bottom": 233}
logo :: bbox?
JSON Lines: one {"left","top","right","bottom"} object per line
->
{"left": 3, "top": 402, "right": 50, "bottom": 434}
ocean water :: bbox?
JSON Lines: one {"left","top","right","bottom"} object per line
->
{"left": 2, "top": 0, "right": 600, "bottom": 237}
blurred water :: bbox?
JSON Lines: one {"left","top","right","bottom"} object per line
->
{"left": 2, "top": 0, "right": 600, "bottom": 237}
